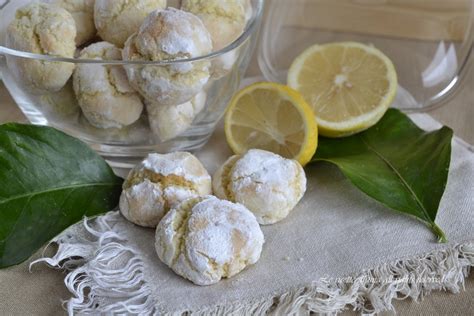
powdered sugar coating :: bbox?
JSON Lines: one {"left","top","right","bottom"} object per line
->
{"left": 120, "top": 152, "right": 212, "bottom": 227}
{"left": 136, "top": 9, "right": 210, "bottom": 58}
{"left": 213, "top": 149, "right": 307, "bottom": 225}
{"left": 155, "top": 196, "right": 264, "bottom": 285}
{"left": 147, "top": 91, "right": 207, "bottom": 141}
{"left": 141, "top": 152, "right": 210, "bottom": 190}
{"left": 73, "top": 41, "right": 143, "bottom": 129}
{"left": 6, "top": 3, "right": 76, "bottom": 93}
{"left": 181, "top": 0, "right": 249, "bottom": 78}
{"left": 122, "top": 8, "right": 212, "bottom": 105}
{"left": 51, "top": 0, "right": 95, "bottom": 46}
{"left": 120, "top": 179, "right": 165, "bottom": 227}
{"left": 94, "top": 0, "right": 166, "bottom": 47}
{"left": 181, "top": 0, "right": 247, "bottom": 51}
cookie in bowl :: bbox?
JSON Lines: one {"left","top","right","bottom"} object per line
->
{"left": 73, "top": 41, "right": 144, "bottom": 129}
{"left": 94, "top": 0, "right": 166, "bottom": 47}
{"left": 181, "top": 0, "right": 251, "bottom": 77}
{"left": 147, "top": 91, "right": 207, "bottom": 142}
{"left": 51, "top": 0, "right": 96, "bottom": 46}
{"left": 6, "top": 2, "right": 76, "bottom": 93}
{"left": 122, "top": 8, "right": 213, "bottom": 106}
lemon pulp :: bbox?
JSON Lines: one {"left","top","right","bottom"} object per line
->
{"left": 224, "top": 82, "right": 318, "bottom": 166}
{"left": 288, "top": 42, "right": 397, "bottom": 137}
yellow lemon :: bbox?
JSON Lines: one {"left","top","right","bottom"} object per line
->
{"left": 288, "top": 42, "right": 397, "bottom": 137}
{"left": 224, "top": 82, "right": 318, "bottom": 166}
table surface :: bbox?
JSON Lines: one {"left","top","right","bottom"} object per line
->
{"left": 0, "top": 51, "right": 473, "bottom": 315}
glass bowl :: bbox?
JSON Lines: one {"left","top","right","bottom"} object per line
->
{"left": 259, "top": 0, "right": 474, "bottom": 112}
{"left": 0, "top": 0, "right": 264, "bottom": 168}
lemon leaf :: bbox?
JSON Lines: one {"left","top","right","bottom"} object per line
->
{"left": 311, "top": 109, "right": 452, "bottom": 242}
{"left": 0, "top": 124, "right": 123, "bottom": 268}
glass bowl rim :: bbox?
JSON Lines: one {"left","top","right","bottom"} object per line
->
{"left": 0, "top": 0, "right": 264, "bottom": 66}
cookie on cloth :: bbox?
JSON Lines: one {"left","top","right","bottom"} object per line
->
{"left": 120, "top": 152, "right": 212, "bottom": 228}
{"left": 213, "top": 149, "right": 307, "bottom": 225}
{"left": 155, "top": 195, "right": 264, "bottom": 285}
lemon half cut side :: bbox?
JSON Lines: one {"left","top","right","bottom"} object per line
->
{"left": 224, "top": 82, "right": 318, "bottom": 166}
{"left": 288, "top": 42, "right": 398, "bottom": 137}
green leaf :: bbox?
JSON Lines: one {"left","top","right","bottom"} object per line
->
{"left": 0, "top": 123, "right": 123, "bottom": 268}
{"left": 311, "top": 109, "right": 453, "bottom": 242}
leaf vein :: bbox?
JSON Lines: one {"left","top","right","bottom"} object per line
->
{"left": 0, "top": 182, "right": 121, "bottom": 205}
{"left": 359, "top": 135, "right": 432, "bottom": 223}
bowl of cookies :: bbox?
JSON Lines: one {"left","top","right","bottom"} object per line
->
{"left": 0, "top": 0, "right": 263, "bottom": 167}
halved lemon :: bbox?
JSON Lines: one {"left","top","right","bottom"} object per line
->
{"left": 224, "top": 82, "right": 318, "bottom": 166}
{"left": 288, "top": 42, "right": 397, "bottom": 137}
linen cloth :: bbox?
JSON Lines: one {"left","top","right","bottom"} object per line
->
{"left": 36, "top": 113, "right": 474, "bottom": 315}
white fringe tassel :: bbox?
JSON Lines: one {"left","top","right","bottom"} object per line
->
{"left": 31, "top": 212, "right": 474, "bottom": 315}
{"left": 31, "top": 212, "right": 155, "bottom": 315}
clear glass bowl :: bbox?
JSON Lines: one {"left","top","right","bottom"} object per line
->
{"left": 259, "top": 0, "right": 474, "bottom": 111}
{"left": 0, "top": 0, "right": 264, "bottom": 168}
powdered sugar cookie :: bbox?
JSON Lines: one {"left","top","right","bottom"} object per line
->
{"left": 147, "top": 91, "right": 206, "bottom": 142}
{"left": 213, "top": 149, "right": 307, "bottom": 225}
{"left": 155, "top": 195, "right": 264, "bottom": 285}
{"left": 73, "top": 42, "right": 143, "bottom": 129}
{"left": 122, "top": 8, "right": 212, "bottom": 105}
{"left": 181, "top": 0, "right": 247, "bottom": 51}
{"left": 120, "top": 152, "right": 212, "bottom": 227}
{"left": 94, "top": 0, "right": 166, "bottom": 47}
{"left": 6, "top": 3, "right": 76, "bottom": 93}
{"left": 51, "top": 0, "right": 96, "bottom": 46}
{"left": 181, "top": 0, "right": 250, "bottom": 77}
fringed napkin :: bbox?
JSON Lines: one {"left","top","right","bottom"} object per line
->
{"left": 33, "top": 113, "right": 474, "bottom": 315}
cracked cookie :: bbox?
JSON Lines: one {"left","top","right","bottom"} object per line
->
{"left": 51, "top": 0, "right": 96, "bottom": 46}
{"left": 6, "top": 2, "right": 76, "bottom": 93}
{"left": 213, "top": 149, "right": 307, "bottom": 225}
{"left": 73, "top": 41, "right": 144, "bottom": 129}
{"left": 122, "top": 8, "right": 212, "bottom": 105}
{"left": 181, "top": 0, "right": 248, "bottom": 51}
{"left": 147, "top": 91, "right": 206, "bottom": 142}
{"left": 181, "top": 0, "right": 251, "bottom": 77}
{"left": 155, "top": 195, "right": 264, "bottom": 285}
{"left": 120, "top": 152, "right": 212, "bottom": 228}
{"left": 94, "top": 0, "right": 166, "bottom": 47}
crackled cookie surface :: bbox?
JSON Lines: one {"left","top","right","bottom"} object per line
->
{"left": 122, "top": 8, "right": 212, "bottom": 105}
{"left": 213, "top": 149, "right": 307, "bottom": 225}
{"left": 94, "top": 0, "right": 166, "bottom": 47}
{"left": 147, "top": 91, "right": 206, "bottom": 142}
{"left": 181, "top": 0, "right": 248, "bottom": 51}
{"left": 52, "top": 0, "right": 96, "bottom": 46}
{"left": 155, "top": 195, "right": 264, "bottom": 286}
{"left": 6, "top": 3, "right": 76, "bottom": 93}
{"left": 181, "top": 0, "right": 250, "bottom": 77}
{"left": 120, "top": 152, "right": 212, "bottom": 227}
{"left": 73, "top": 42, "right": 143, "bottom": 129}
